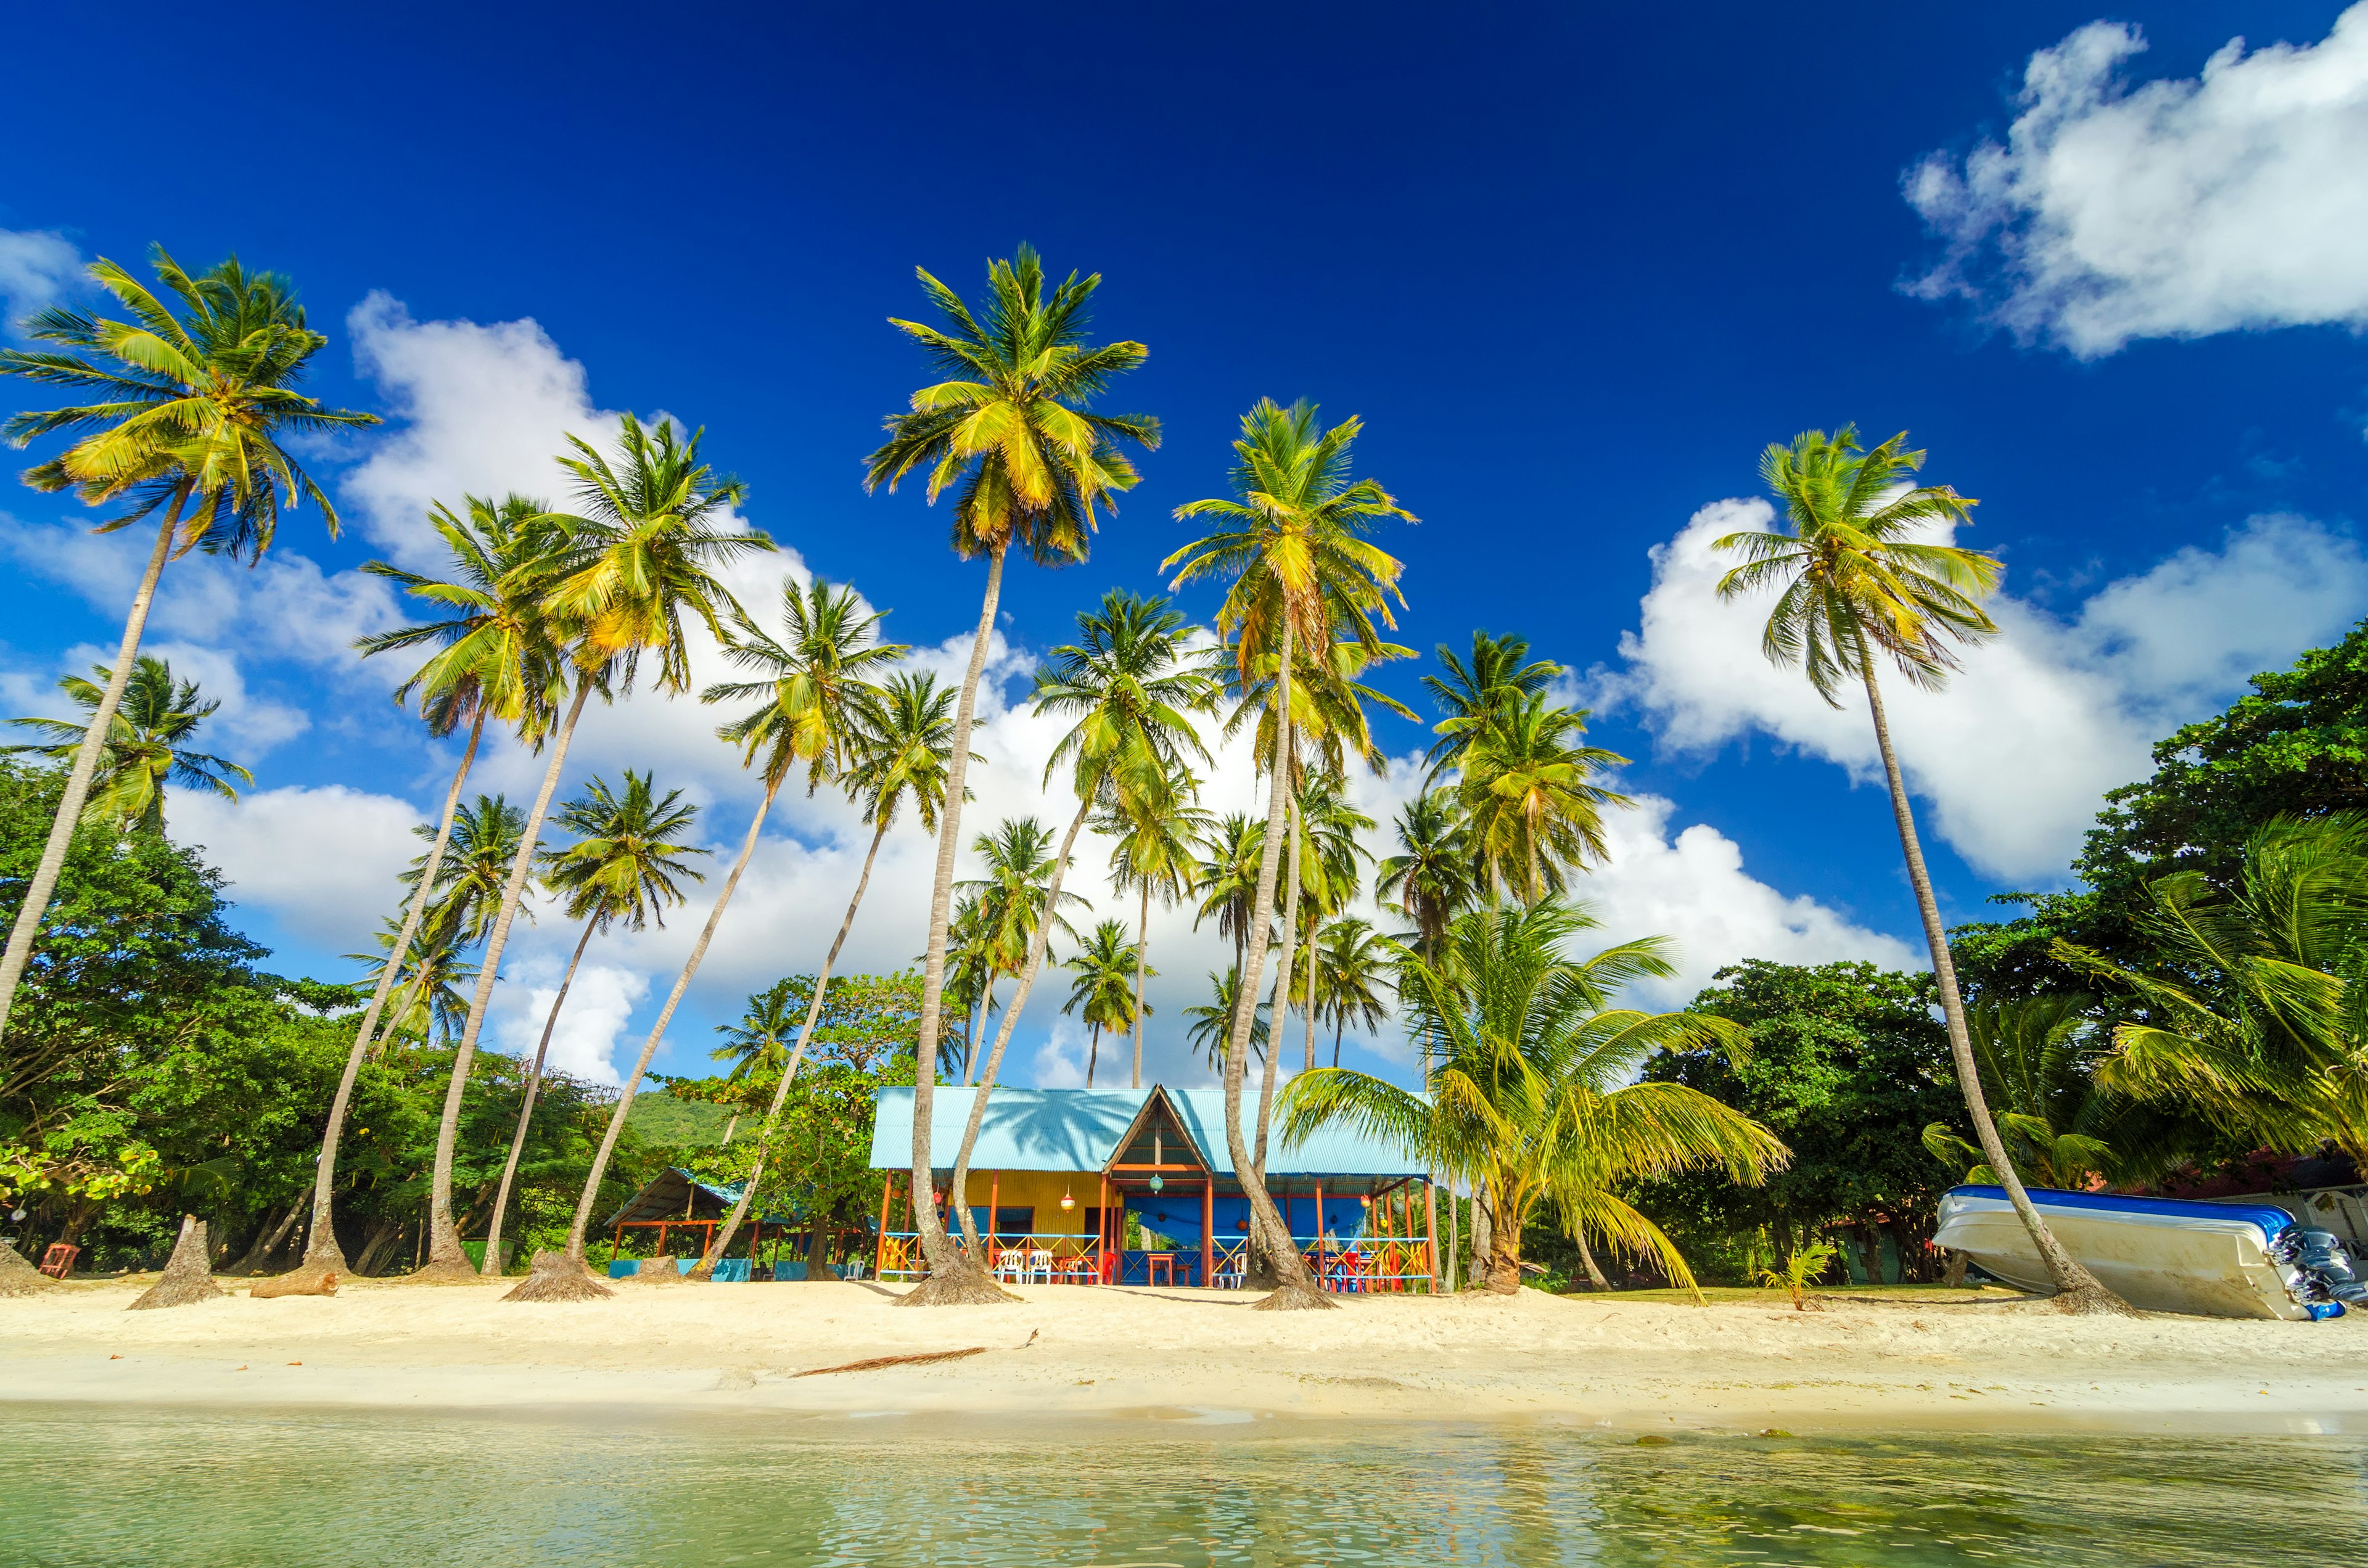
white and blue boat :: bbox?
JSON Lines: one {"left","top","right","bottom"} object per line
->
{"left": 1933, "top": 1184, "right": 2368, "bottom": 1320}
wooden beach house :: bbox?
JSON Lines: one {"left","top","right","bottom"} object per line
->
{"left": 867, "top": 1085, "right": 1440, "bottom": 1291}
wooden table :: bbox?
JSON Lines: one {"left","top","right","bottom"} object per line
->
{"left": 1143, "top": 1252, "right": 1175, "bottom": 1287}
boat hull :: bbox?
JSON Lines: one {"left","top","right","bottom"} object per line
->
{"left": 1933, "top": 1186, "right": 2321, "bottom": 1320}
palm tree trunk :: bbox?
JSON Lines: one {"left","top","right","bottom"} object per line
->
{"left": 1333, "top": 1016, "right": 1344, "bottom": 1070}
{"left": 290, "top": 710, "right": 485, "bottom": 1280}
{"left": 477, "top": 911, "right": 598, "bottom": 1276}
{"left": 694, "top": 814, "right": 892, "bottom": 1279}
{"left": 1574, "top": 1234, "right": 1610, "bottom": 1291}
{"left": 904, "top": 541, "right": 1005, "bottom": 1304}
{"left": 422, "top": 673, "right": 592, "bottom": 1277}
{"left": 1086, "top": 1024, "right": 1100, "bottom": 1088}
{"left": 1302, "top": 913, "right": 1320, "bottom": 1074}
{"left": 946, "top": 797, "right": 1090, "bottom": 1262}
{"left": 561, "top": 774, "right": 784, "bottom": 1265}
{"left": 1131, "top": 883, "right": 1149, "bottom": 1090}
{"left": 1219, "top": 620, "right": 1328, "bottom": 1310}
{"left": 966, "top": 976, "right": 995, "bottom": 1087}
{"left": 0, "top": 494, "right": 183, "bottom": 1046}
{"left": 1856, "top": 651, "right": 2127, "bottom": 1313}
{"left": 1253, "top": 790, "right": 1301, "bottom": 1177}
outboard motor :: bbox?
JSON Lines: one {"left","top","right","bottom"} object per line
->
{"left": 2295, "top": 1229, "right": 2368, "bottom": 1304}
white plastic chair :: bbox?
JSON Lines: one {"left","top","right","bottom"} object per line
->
{"left": 1026, "top": 1247, "right": 1053, "bottom": 1285}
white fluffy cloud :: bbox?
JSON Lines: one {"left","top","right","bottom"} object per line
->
{"left": 1906, "top": 7, "right": 2368, "bottom": 355}
{"left": 1591, "top": 498, "right": 2368, "bottom": 884}
{"left": 0, "top": 227, "right": 80, "bottom": 331}
{"left": 171, "top": 786, "right": 421, "bottom": 951}
{"left": 493, "top": 951, "right": 651, "bottom": 1088}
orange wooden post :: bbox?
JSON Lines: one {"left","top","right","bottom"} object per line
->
{"left": 1424, "top": 1179, "right": 1440, "bottom": 1293}
{"left": 874, "top": 1171, "right": 894, "bottom": 1279}
{"left": 988, "top": 1170, "right": 1000, "bottom": 1247}
{"left": 1312, "top": 1180, "right": 1325, "bottom": 1291}
{"left": 1201, "top": 1178, "right": 1214, "bottom": 1289}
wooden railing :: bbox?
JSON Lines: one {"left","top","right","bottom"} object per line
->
{"left": 875, "top": 1229, "right": 1103, "bottom": 1283}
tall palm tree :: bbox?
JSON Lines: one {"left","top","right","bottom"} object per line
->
{"left": 1921, "top": 995, "right": 2121, "bottom": 1191}
{"left": 1377, "top": 789, "right": 1476, "bottom": 962}
{"left": 1278, "top": 901, "right": 1787, "bottom": 1293}
{"left": 712, "top": 979, "right": 802, "bottom": 1094}
{"left": 864, "top": 247, "right": 1156, "bottom": 1303}
{"left": 437, "top": 414, "right": 770, "bottom": 1281}
{"left": 1714, "top": 424, "right": 2123, "bottom": 1312}
{"left": 943, "top": 893, "right": 998, "bottom": 1082}
{"left": 347, "top": 922, "right": 477, "bottom": 1049}
{"left": 693, "top": 588, "right": 932, "bottom": 1279}
{"left": 1063, "top": 919, "right": 1148, "bottom": 1087}
{"left": 4, "top": 657, "right": 250, "bottom": 834}
{"left": 1455, "top": 693, "right": 1630, "bottom": 905}
{"left": 1421, "top": 630, "right": 1560, "bottom": 780}
{"left": 479, "top": 770, "right": 706, "bottom": 1275}
{"left": 0, "top": 248, "right": 377, "bottom": 1043}
{"left": 411, "top": 795, "right": 535, "bottom": 949}
{"left": 1311, "top": 917, "right": 1396, "bottom": 1069}
{"left": 944, "top": 593, "right": 1217, "bottom": 1258}
{"left": 1185, "top": 967, "right": 1268, "bottom": 1074}
{"left": 1166, "top": 398, "right": 1411, "bottom": 1308}
{"left": 1104, "top": 766, "right": 1212, "bottom": 1089}
{"left": 281, "top": 495, "right": 569, "bottom": 1284}
{"left": 1193, "top": 812, "right": 1267, "bottom": 978}
{"left": 1288, "top": 774, "right": 1376, "bottom": 1072}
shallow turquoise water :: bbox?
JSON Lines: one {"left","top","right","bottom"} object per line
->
{"left": 4, "top": 1405, "right": 2365, "bottom": 1566}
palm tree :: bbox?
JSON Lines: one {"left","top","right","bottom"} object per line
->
{"left": 712, "top": 979, "right": 803, "bottom": 1098}
{"left": 1063, "top": 919, "right": 1147, "bottom": 1087}
{"left": 411, "top": 795, "right": 535, "bottom": 949}
{"left": 4, "top": 657, "right": 250, "bottom": 834}
{"left": 0, "top": 248, "right": 377, "bottom": 1043}
{"left": 1185, "top": 967, "right": 1268, "bottom": 1074}
{"left": 1311, "top": 917, "right": 1396, "bottom": 1069}
{"left": 942, "top": 594, "right": 1218, "bottom": 1258}
{"left": 692, "top": 586, "right": 931, "bottom": 1280}
{"left": 274, "top": 495, "right": 572, "bottom": 1284}
{"left": 864, "top": 247, "right": 1157, "bottom": 1303}
{"left": 1193, "top": 812, "right": 1267, "bottom": 978}
{"left": 1166, "top": 398, "right": 1412, "bottom": 1309}
{"left": 1377, "top": 790, "right": 1476, "bottom": 961}
{"left": 1454, "top": 693, "right": 1630, "bottom": 905}
{"left": 347, "top": 922, "right": 477, "bottom": 1048}
{"left": 2071, "top": 814, "right": 2368, "bottom": 1167}
{"left": 1288, "top": 774, "right": 1376, "bottom": 1072}
{"left": 1104, "top": 765, "right": 1212, "bottom": 1089}
{"left": 1421, "top": 630, "right": 1561, "bottom": 780}
{"left": 943, "top": 893, "right": 997, "bottom": 1082}
{"left": 1278, "top": 901, "right": 1787, "bottom": 1293}
{"left": 1922, "top": 995, "right": 2120, "bottom": 1191}
{"left": 440, "top": 413, "right": 770, "bottom": 1283}
{"left": 479, "top": 770, "right": 706, "bottom": 1275}
{"left": 1713, "top": 424, "right": 2124, "bottom": 1313}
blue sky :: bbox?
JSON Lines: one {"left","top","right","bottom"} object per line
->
{"left": 3, "top": 2, "right": 2365, "bottom": 1090}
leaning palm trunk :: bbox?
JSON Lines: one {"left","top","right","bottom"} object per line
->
{"left": 944, "top": 798, "right": 1091, "bottom": 1270}
{"left": 559, "top": 774, "right": 784, "bottom": 1270}
{"left": 1858, "top": 652, "right": 2127, "bottom": 1313}
{"left": 1218, "top": 618, "right": 1328, "bottom": 1310}
{"left": 1132, "top": 883, "right": 1149, "bottom": 1089}
{"left": 290, "top": 710, "right": 486, "bottom": 1282}
{"left": 0, "top": 499, "right": 181, "bottom": 1046}
{"left": 421, "top": 675, "right": 593, "bottom": 1278}
{"left": 694, "top": 815, "right": 892, "bottom": 1278}
{"left": 478, "top": 912, "right": 599, "bottom": 1276}
{"left": 1252, "top": 792, "right": 1302, "bottom": 1180}
{"left": 903, "top": 543, "right": 1008, "bottom": 1305}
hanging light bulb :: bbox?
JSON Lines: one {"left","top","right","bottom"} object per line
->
{"left": 1149, "top": 1174, "right": 1164, "bottom": 1194}
{"left": 1359, "top": 1194, "right": 1371, "bottom": 1209}
{"left": 1059, "top": 1184, "right": 1075, "bottom": 1212}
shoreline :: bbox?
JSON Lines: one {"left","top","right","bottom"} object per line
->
{"left": 7, "top": 1277, "right": 2368, "bottom": 1435}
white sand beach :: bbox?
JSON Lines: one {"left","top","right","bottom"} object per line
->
{"left": 8, "top": 1276, "right": 2368, "bottom": 1432}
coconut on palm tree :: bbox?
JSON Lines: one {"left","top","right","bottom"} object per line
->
{"left": 479, "top": 770, "right": 707, "bottom": 1275}
{"left": 690, "top": 583, "right": 928, "bottom": 1280}
{"left": 1063, "top": 919, "right": 1148, "bottom": 1087}
{"left": 444, "top": 414, "right": 770, "bottom": 1285}
{"left": 0, "top": 248, "right": 378, "bottom": 1045}
{"left": 1278, "top": 901, "right": 1786, "bottom": 1294}
{"left": 1166, "top": 398, "right": 1412, "bottom": 1310}
{"left": 1712, "top": 424, "right": 2125, "bottom": 1313}
{"left": 1103, "top": 765, "right": 1212, "bottom": 1088}
{"left": 4, "top": 657, "right": 250, "bottom": 834}
{"left": 864, "top": 246, "right": 1157, "bottom": 1304}
{"left": 271, "top": 495, "right": 574, "bottom": 1286}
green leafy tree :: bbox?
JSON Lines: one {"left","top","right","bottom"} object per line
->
{"left": 5, "top": 657, "right": 250, "bottom": 834}
{"left": 1712, "top": 424, "right": 2125, "bottom": 1313}
{"left": 0, "top": 248, "right": 377, "bottom": 1045}
{"left": 865, "top": 245, "right": 1157, "bottom": 1302}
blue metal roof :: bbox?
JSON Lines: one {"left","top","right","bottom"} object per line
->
{"left": 868, "top": 1086, "right": 1426, "bottom": 1178}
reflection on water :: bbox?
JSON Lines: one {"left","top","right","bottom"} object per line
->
{"left": 3, "top": 1403, "right": 2364, "bottom": 1566}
